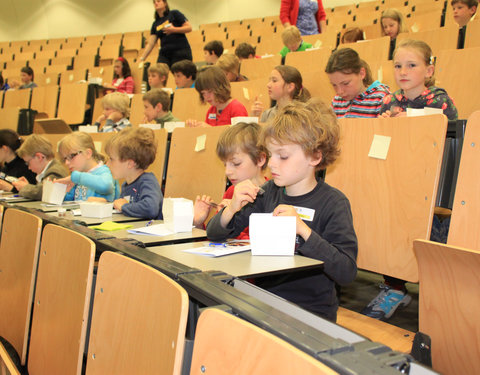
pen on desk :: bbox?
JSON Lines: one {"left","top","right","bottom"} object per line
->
{"left": 146, "top": 220, "right": 154, "bottom": 227}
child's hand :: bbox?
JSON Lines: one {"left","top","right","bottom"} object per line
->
{"left": 108, "top": 111, "right": 123, "bottom": 123}
{"left": 193, "top": 195, "right": 212, "bottom": 228}
{"left": 54, "top": 176, "right": 74, "bottom": 192}
{"left": 229, "top": 180, "right": 261, "bottom": 214}
{"left": 95, "top": 114, "right": 106, "bottom": 123}
{"left": 186, "top": 119, "right": 209, "bottom": 128}
{"left": 0, "top": 180, "right": 13, "bottom": 192}
{"left": 218, "top": 198, "right": 231, "bottom": 210}
{"left": 251, "top": 95, "right": 264, "bottom": 117}
{"left": 113, "top": 198, "right": 128, "bottom": 210}
{"left": 163, "top": 26, "right": 177, "bottom": 35}
{"left": 273, "top": 204, "right": 312, "bottom": 241}
{"left": 12, "top": 176, "right": 28, "bottom": 191}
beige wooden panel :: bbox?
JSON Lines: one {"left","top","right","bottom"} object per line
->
{"left": 147, "top": 129, "right": 168, "bottom": 185}
{"left": 414, "top": 239, "right": 480, "bottom": 375}
{"left": 3, "top": 89, "right": 30, "bottom": 109}
{"left": 28, "top": 224, "right": 95, "bottom": 375}
{"left": 73, "top": 54, "right": 97, "bottom": 70}
{"left": 130, "top": 64, "right": 144, "bottom": 94}
{"left": 0, "top": 108, "right": 20, "bottom": 131}
{"left": 128, "top": 93, "right": 144, "bottom": 126}
{"left": 56, "top": 48, "right": 78, "bottom": 58}
{"left": 405, "top": 10, "right": 443, "bottom": 32}
{"left": 45, "top": 64, "right": 69, "bottom": 74}
{"left": 171, "top": 87, "right": 209, "bottom": 122}
{"left": 4, "top": 60, "right": 28, "bottom": 70}
{"left": 256, "top": 33, "right": 284, "bottom": 56}
{"left": 231, "top": 78, "right": 269, "bottom": 115}
{"left": 59, "top": 68, "right": 87, "bottom": 85}
{"left": 345, "top": 36, "right": 390, "bottom": 65}
{"left": 0, "top": 209, "right": 41, "bottom": 365}
{"left": 303, "top": 30, "right": 338, "bottom": 50}
{"left": 190, "top": 308, "right": 339, "bottom": 375}
{"left": 86, "top": 251, "right": 188, "bottom": 375}
{"left": 31, "top": 85, "right": 59, "bottom": 118}
{"left": 240, "top": 54, "right": 282, "bottom": 81}
{"left": 35, "top": 72, "right": 60, "bottom": 86}
{"left": 164, "top": 127, "right": 226, "bottom": 203}
{"left": 396, "top": 26, "right": 459, "bottom": 56}
{"left": 325, "top": 115, "right": 447, "bottom": 282}
{"left": 435, "top": 47, "right": 480, "bottom": 119}
{"left": 89, "top": 65, "right": 114, "bottom": 85}
{"left": 302, "top": 69, "right": 335, "bottom": 106}
{"left": 363, "top": 23, "right": 383, "bottom": 40}
{"left": 465, "top": 19, "right": 480, "bottom": 48}
{"left": 369, "top": 60, "right": 399, "bottom": 92}
{"left": 448, "top": 111, "right": 480, "bottom": 249}
{"left": 57, "top": 82, "right": 88, "bottom": 125}
{"left": 285, "top": 47, "right": 332, "bottom": 77}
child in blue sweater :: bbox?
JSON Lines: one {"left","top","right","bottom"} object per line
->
{"left": 105, "top": 127, "right": 163, "bottom": 219}
{"left": 56, "top": 132, "right": 118, "bottom": 201}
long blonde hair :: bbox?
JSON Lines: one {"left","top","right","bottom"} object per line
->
{"left": 58, "top": 132, "right": 105, "bottom": 162}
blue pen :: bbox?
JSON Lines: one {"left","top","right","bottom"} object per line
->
{"left": 208, "top": 242, "right": 226, "bottom": 247}
{"left": 146, "top": 220, "right": 154, "bottom": 227}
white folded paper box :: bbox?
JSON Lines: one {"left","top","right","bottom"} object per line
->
{"left": 249, "top": 213, "right": 296, "bottom": 256}
{"left": 42, "top": 180, "right": 67, "bottom": 205}
{"left": 79, "top": 202, "right": 113, "bottom": 218}
{"left": 162, "top": 197, "right": 194, "bottom": 233}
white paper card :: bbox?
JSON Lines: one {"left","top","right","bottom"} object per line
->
{"left": 78, "top": 125, "right": 98, "bottom": 133}
{"left": 424, "top": 107, "right": 444, "bottom": 115}
{"left": 127, "top": 224, "right": 174, "bottom": 236}
{"left": 42, "top": 180, "right": 67, "bottom": 205}
{"left": 195, "top": 134, "right": 206, "bottom": 152}
{"left": 139, "top": 123, "right": 162, "bottom": 130}
{"left": 164, "top": 121, "right": 185, "bottom": 133}
{"left": 377, "top": 65, "right": 383, "bottom": 83}
{"left": 182, "top": 241, "right": 251, "bottom": 257}
{"left": 249, "top": 213, "right": 296, "bottom": 256}
{"left": 242, "top": 87, "right": 250, "bottom": 100}
{"left": 94, "top": 141, "right": 102, "bottom": 153}
{"left": 231, "top": 116, "right": 259, "bottom": 125}
{"left": 162, "top": 198, "right": 194, "bottom": 233}
{"left": 79, "top": 202, "right": 113, "bottom": 218}
{"left": 368, "top": 134, "right": 391, "bottom": 160}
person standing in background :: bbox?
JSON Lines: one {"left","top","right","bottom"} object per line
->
{"left": 139, "top": 0, "right": 193, "bottom": 67}
{"left": 280, "top": 0, "right": 327, "bottom": 35}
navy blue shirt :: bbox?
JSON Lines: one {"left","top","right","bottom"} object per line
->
{"left": 120, "top": 172, "right": 163, "bottom": 219}
{"left": 150, "top": 10, "right": 191, "bottom": 53}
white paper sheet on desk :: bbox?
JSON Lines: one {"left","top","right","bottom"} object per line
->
{"left": 71, "top": 208, "right": 120, "bottom": 216}
{"left": 127, "top": 223, "right": 175, "bottom": 236}
{"left": 183, "top": 244, "right": 251, "bottom": 257}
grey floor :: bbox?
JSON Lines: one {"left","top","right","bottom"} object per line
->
{"left": 339, "top": 270, "right": 419, "bottom": 332}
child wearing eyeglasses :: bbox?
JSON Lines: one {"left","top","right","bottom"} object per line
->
{"left": 55, "top": 132, "right": 119, "bottom": 202}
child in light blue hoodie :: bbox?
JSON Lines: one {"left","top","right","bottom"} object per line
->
{"left": 56, "top": 132, "right": 118, "bottom": 202}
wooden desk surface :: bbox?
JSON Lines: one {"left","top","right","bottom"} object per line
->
{"left": 147, "top": 241, "right": 323, "bottom": 278}
{"left": 89, "top": 220, "right": 208, "bottom": 246}
{"left": 14, "top": 200, "right": 79, "bottom": 212}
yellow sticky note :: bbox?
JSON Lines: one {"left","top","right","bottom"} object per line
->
{"left": 313, "top": 39, "right": 323, "bottom": 49}
{"left": 69, "top": 74, "right": 74, "bottom": 81}
{"left": 411, "top": 23, "right": 419, "bottom": 33}
{"left": 243, "top": 87, "right": 250, "bottom": 100}
{"left": 94, "top": 141, "right": 102, "bottom": 153}
{"left": 377, "top": 65, "right": 383, "bottom": 82}
{"left": 100, "top": 67, "right": 104, "bottom": 74}
{"left": 195, "top": 134, "right": 206, "bottom": 152}
{"left": 368, "top": 135, "right": 391, "bottom": 160}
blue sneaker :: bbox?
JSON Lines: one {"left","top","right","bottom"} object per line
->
{"left": 361, "top": 284, "right": 412, "bottom": 320}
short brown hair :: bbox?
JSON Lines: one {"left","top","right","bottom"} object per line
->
{"left": 216, "top": 123, "right": 268, "bottom": 170}
{"left": 143, "top": 88, "right": 171, "bottom": 111}
{"left": 281, "top": 26, "right": 302, "bottom": 46}
{"left": 260, "top": 99, "right": 340, "bottom": 170}
{"left": 216, "top": 54, "right": 241, "bottom": 76}
{"left": 204, "top": 40, "right": 224, "bottom": 57}
{"left": 451, "top": 0, "right": 478, "bottom": 8}
{"left": 341, "top": 27, "right": 365, "bottom": 44}
{"left": 235, "top": 43, "right": 256, "bottom": 59}
{"left": 148, "top": 63, "right": 169, "bottom": 84}
{"left": 194, "top": 66, "right": 231, "bottom": 104}
{"left": 325, "top": 48, "right": 373, "bottom": 86}
{"left": 17, "top": 134, "right": 55, "bottom": 159}
{"left": 105, "top": 127, "right": 157, "bottom": 170}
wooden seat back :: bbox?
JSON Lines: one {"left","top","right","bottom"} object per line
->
{"left": 0, "top": 209, "right": 42, "bottom": 365}
{"left": 164, "top": 127, "right": 226, "bottom": 203}
{"left": 57, "top": 82, "right": 89, "bottom": 125}
{"left": 190, "top": 308, "right": 339, "bottom": 375}
{"left": 86, "top": 251, "right": 188, "bottom": 375}
{"left": 28, "top": 224, "right": 95, "bottom": 375}
{"left": 171, "top": 88, "right": 208, "bottom": 122}
{"left": 325, "top": 115, "right": 447, "bottom": 282}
